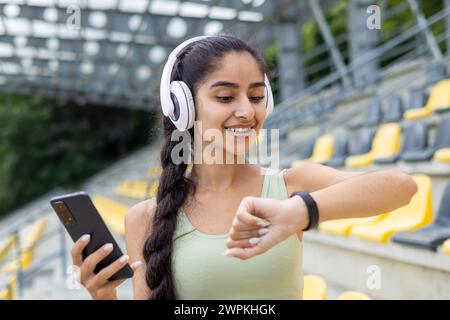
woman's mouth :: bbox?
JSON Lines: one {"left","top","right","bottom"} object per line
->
{"left": 224, "top": 126, "right": 254, "bottom": 137}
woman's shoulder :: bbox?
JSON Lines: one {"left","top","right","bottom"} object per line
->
{"left": 125, "top": 199, "right": 156, "bottom": 234}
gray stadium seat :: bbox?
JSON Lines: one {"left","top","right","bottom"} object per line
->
{"left": 392, "top": 180, "right": 450, "bottom": 251}
{"left": 325, "top": 134, "right": 349, "bottom": 167}
{"left": 398, "top": 121, "right": 430, "bottom": 162}
{"left": 400, "top": 117, "right": 450, "bottom": 162}
{"left": 349, "top": 98, "right": 382, "bottom": 129}
{"left": 349, "top": 127, "right": 374, "bottom": 156}
{"left": 300, "top": 135, "right": 316, "bottom": 159}
{"left": 382, "top": 95, "right": 404, "bottom": 123}
{"left": 427, "top": 60, "right": 448, "bottom": 85}
{"left": 407, "top": 86, "right": 428, "bottom": 110}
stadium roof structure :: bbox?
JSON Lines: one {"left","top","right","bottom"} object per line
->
{"left": 0, "top": 0, "right": 312, "bottom": 110}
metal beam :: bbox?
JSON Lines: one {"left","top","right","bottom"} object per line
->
{"left": 275, "top": 0, "right": 305, "bottom": 100}
{"left": 445, "top": 0, "right": 450, "bottom": 54}
{"left": 407, "top": 0, "right": 443, "bottom": 60}
{"left": 308, "top": 0, "right": 352, "bottom": 89}
{"left": 348, "top": 0, "right": 380, "bottom": 86}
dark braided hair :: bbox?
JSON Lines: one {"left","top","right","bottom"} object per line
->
{"left": 142, "top": 34, "right": 270, "bottom": 300}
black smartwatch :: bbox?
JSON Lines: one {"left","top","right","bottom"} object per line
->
{"left": 290, "top": 191, "right": 319, "bottom": 231}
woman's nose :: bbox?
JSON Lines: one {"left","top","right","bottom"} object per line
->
{"left": 234, "top": 97, "right": 255, "bottom": 119}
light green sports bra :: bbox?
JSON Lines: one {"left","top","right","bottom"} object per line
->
{"left": 172, "top": 168, "right": 303, "bottom": 300}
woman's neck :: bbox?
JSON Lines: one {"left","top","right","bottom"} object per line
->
{"left": 190, "top": 163, "right": 262, "bottom": 192}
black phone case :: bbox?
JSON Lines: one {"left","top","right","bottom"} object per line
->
{"left": 50, "top": 191, "right": 133, "bottom": 281}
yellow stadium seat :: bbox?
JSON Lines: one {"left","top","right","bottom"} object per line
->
{"left": 308, "top": 134, "right": 335, "bottom": 164}
{"left": 434, "top": 148, "right": 450, "bottom": 163}
{"left": 303, "top": 275, "right": 327, "bottom": 300}
{"left": 351, "top": 174, "right": 433, "bottom": 243}
{"left": 1, "top": 289, "right": 9, "bottom": 300}
{"left": 319, "top": 215, "right": 386, "bottom": 237}
{"left": 115, "top": 180, "right": 149, "bottom": 199}
{"left": 148, "top": 165, "right": 162, "bottom": 177}
{"left": 147, "top": 181, "right": 159, "bottom": 199}
{"left": 292, "top": 134, "right": 335, "bottom": 167}
{"left": 257, "top": 129, "right": 265, "bottom": 145}
{"left": 4, "top": 218, "right": 48, "bottom": 272}
{"left": 404, "top": 79, "right": 450, "bottom": 120}
{"left": 0, "top": 276, "right": 16, "bottom": 300}
{"left": 92, "top": 195, "right": 128, "bottom": 235}
{"left": 442, "top": 239, "right": 450, "bottom": 254}
{"left": 346, "top": 123, "right": 401, "bottom": 168}
{"left": 0, "top": 234, "right": 16, "bottom": 262}
{"left": 337, "top": 291, "right": 371, "bottom": 300}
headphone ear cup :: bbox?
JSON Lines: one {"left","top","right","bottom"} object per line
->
{"left": 265, "top": 84, "right": 274, "bottom": 119}
{"left": 169, "top": 81, "right": 195, "bottom": 131}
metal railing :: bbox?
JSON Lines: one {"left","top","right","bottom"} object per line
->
{"left": 266, "top": 3, "right": 450, "bottom": 129}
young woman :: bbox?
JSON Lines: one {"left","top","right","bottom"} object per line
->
{"left": 70, "top": 35, "right": 418, "bottom": 300}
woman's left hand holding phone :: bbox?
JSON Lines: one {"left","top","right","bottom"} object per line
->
{"left": 70, "top": 234, "right": 142, "bottom": 300}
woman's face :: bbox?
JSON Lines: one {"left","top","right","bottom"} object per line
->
{"left": 193, "top": 51, "right": 268, "bottom": 162}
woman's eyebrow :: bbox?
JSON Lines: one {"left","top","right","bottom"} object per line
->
{"left": 209, "top": 81, "right": 266, "bottom": 89}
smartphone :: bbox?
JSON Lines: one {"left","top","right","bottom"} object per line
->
{"left": 50, "top": 191, "right": 133, "bottom": 281}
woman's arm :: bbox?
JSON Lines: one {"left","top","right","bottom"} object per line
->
{"left": 125, "top": 199, "right": 155, "bottom": 300}
{"left": 224, "top": 164, "right": 418, "bottom": 259}
{"left": 284, "top": 163, "right": 418, "bottom": 224}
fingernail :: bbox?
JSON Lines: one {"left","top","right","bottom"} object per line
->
{"left": 222, "top": 250, "right": 233, "bottom": 257}
{"left": 81, "top": 234, "right": 90, "bottom": 242}
{"left": 249, "top": 237, "right": 260, "bottom": 245}
{"left": 258, "top": 220, "right": 270, "bottom": 227}
{"left": 131, "top": 261, "right": 142, "bottom": 269}
{"left": 119, "top": 255, "right": 129, "bottom": 263}
{"left": 103, "top": 243, "right": 113, "bottom": 252}
{"left": 258, "top": 227, "right": 269, "bottom": 235}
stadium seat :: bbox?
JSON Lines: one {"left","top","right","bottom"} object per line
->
{"left": 400, "top": 117, "right": 450, "bottom": 163}
{"left": 319, "top": 215, "right": 387, "bottom": 237}
{"left": 382, "top": 95, "right": 404, "bottom": 123}
{"left": 406, "top": 86, "right": 428, "bottom": 110}
{"left": 392, "top": 180, "right": 450, "bottom": 251}
{"left": 432, "top": 117, "right": 450, "bottom": 163}
{"left": 4, "top": 217, "right": 48, "bottom": 272}
{"left": 348, "top": 127, "right": 374, "bottom": 158}
{"left": 434, "top": 148, "right": 450, "bottom": 162}
{"left": 398, "top": 121, "right": 431, "bottom": 162}
{"left": 376, "top": 121, "right": 428, "bottom": 164}
{"left": 0, "top": 289, "right": 8, "bottom": 300}
{"left": 442, "top": 239, "right": 450, "bottom": 254}
{"left": 326, "top": 134, "right": 349, "bottom": 167}
{"left": 115, "top": 180, "right": 149, "bottom": 199}
{"left": 291, "top": 135, "right": 317, "bottom": 167}
{"left": 303, "top": 275, "right": 327, "bottom": 300}
{"left": 304, "top": 134, "right": 335, "bottom": 164}
{"left": 346, "top": 123, "right": 401, "bottom": 167}
{"left": 147, "top": 165, "right": 162, "bottom": 177}
{"left": 337, "top": 291, "right": 371, "bottom": 300}
{"left": 0, "top": 234, "right": 16, "bottom": 262}
{"left": 426, "top": 60, "right": 448, "bottom": 85}
{"left": 351, "top": 174, "right": 433, "bottom": 243}
{"left": 92, "top": 196, "right": 128, "bottom": 235}
{"left": 404, "top": 79, "right": 450, "bottom": 120}
{"left": 0, "top": 276, "right": 16, "bottom": 300}
{"left": 147, "top": 181, "right": 159, "bottom": 198}
{"left": 349, "top": 98, "right": 382, "bottom": 129}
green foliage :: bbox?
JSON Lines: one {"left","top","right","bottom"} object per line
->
{"left": 0, "top": 92, "right": 157, "bottom": 217}
{"left": 263, "top": 44, "right": 280, "bottom": 104}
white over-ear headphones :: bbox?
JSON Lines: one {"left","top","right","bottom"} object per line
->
{"left": 160, "top": 35, "right": 274, "bottom": 131}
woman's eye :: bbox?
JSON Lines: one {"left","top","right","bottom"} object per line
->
{"left": 216, "top": 96, "right": 233, "bottom": 103}
{"left": 250, "top": 96, "right": 265, "bottom": 103}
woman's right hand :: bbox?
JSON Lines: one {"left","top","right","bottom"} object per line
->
{"left": 70, "top": 234, "right": 142, "bottom": 300}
